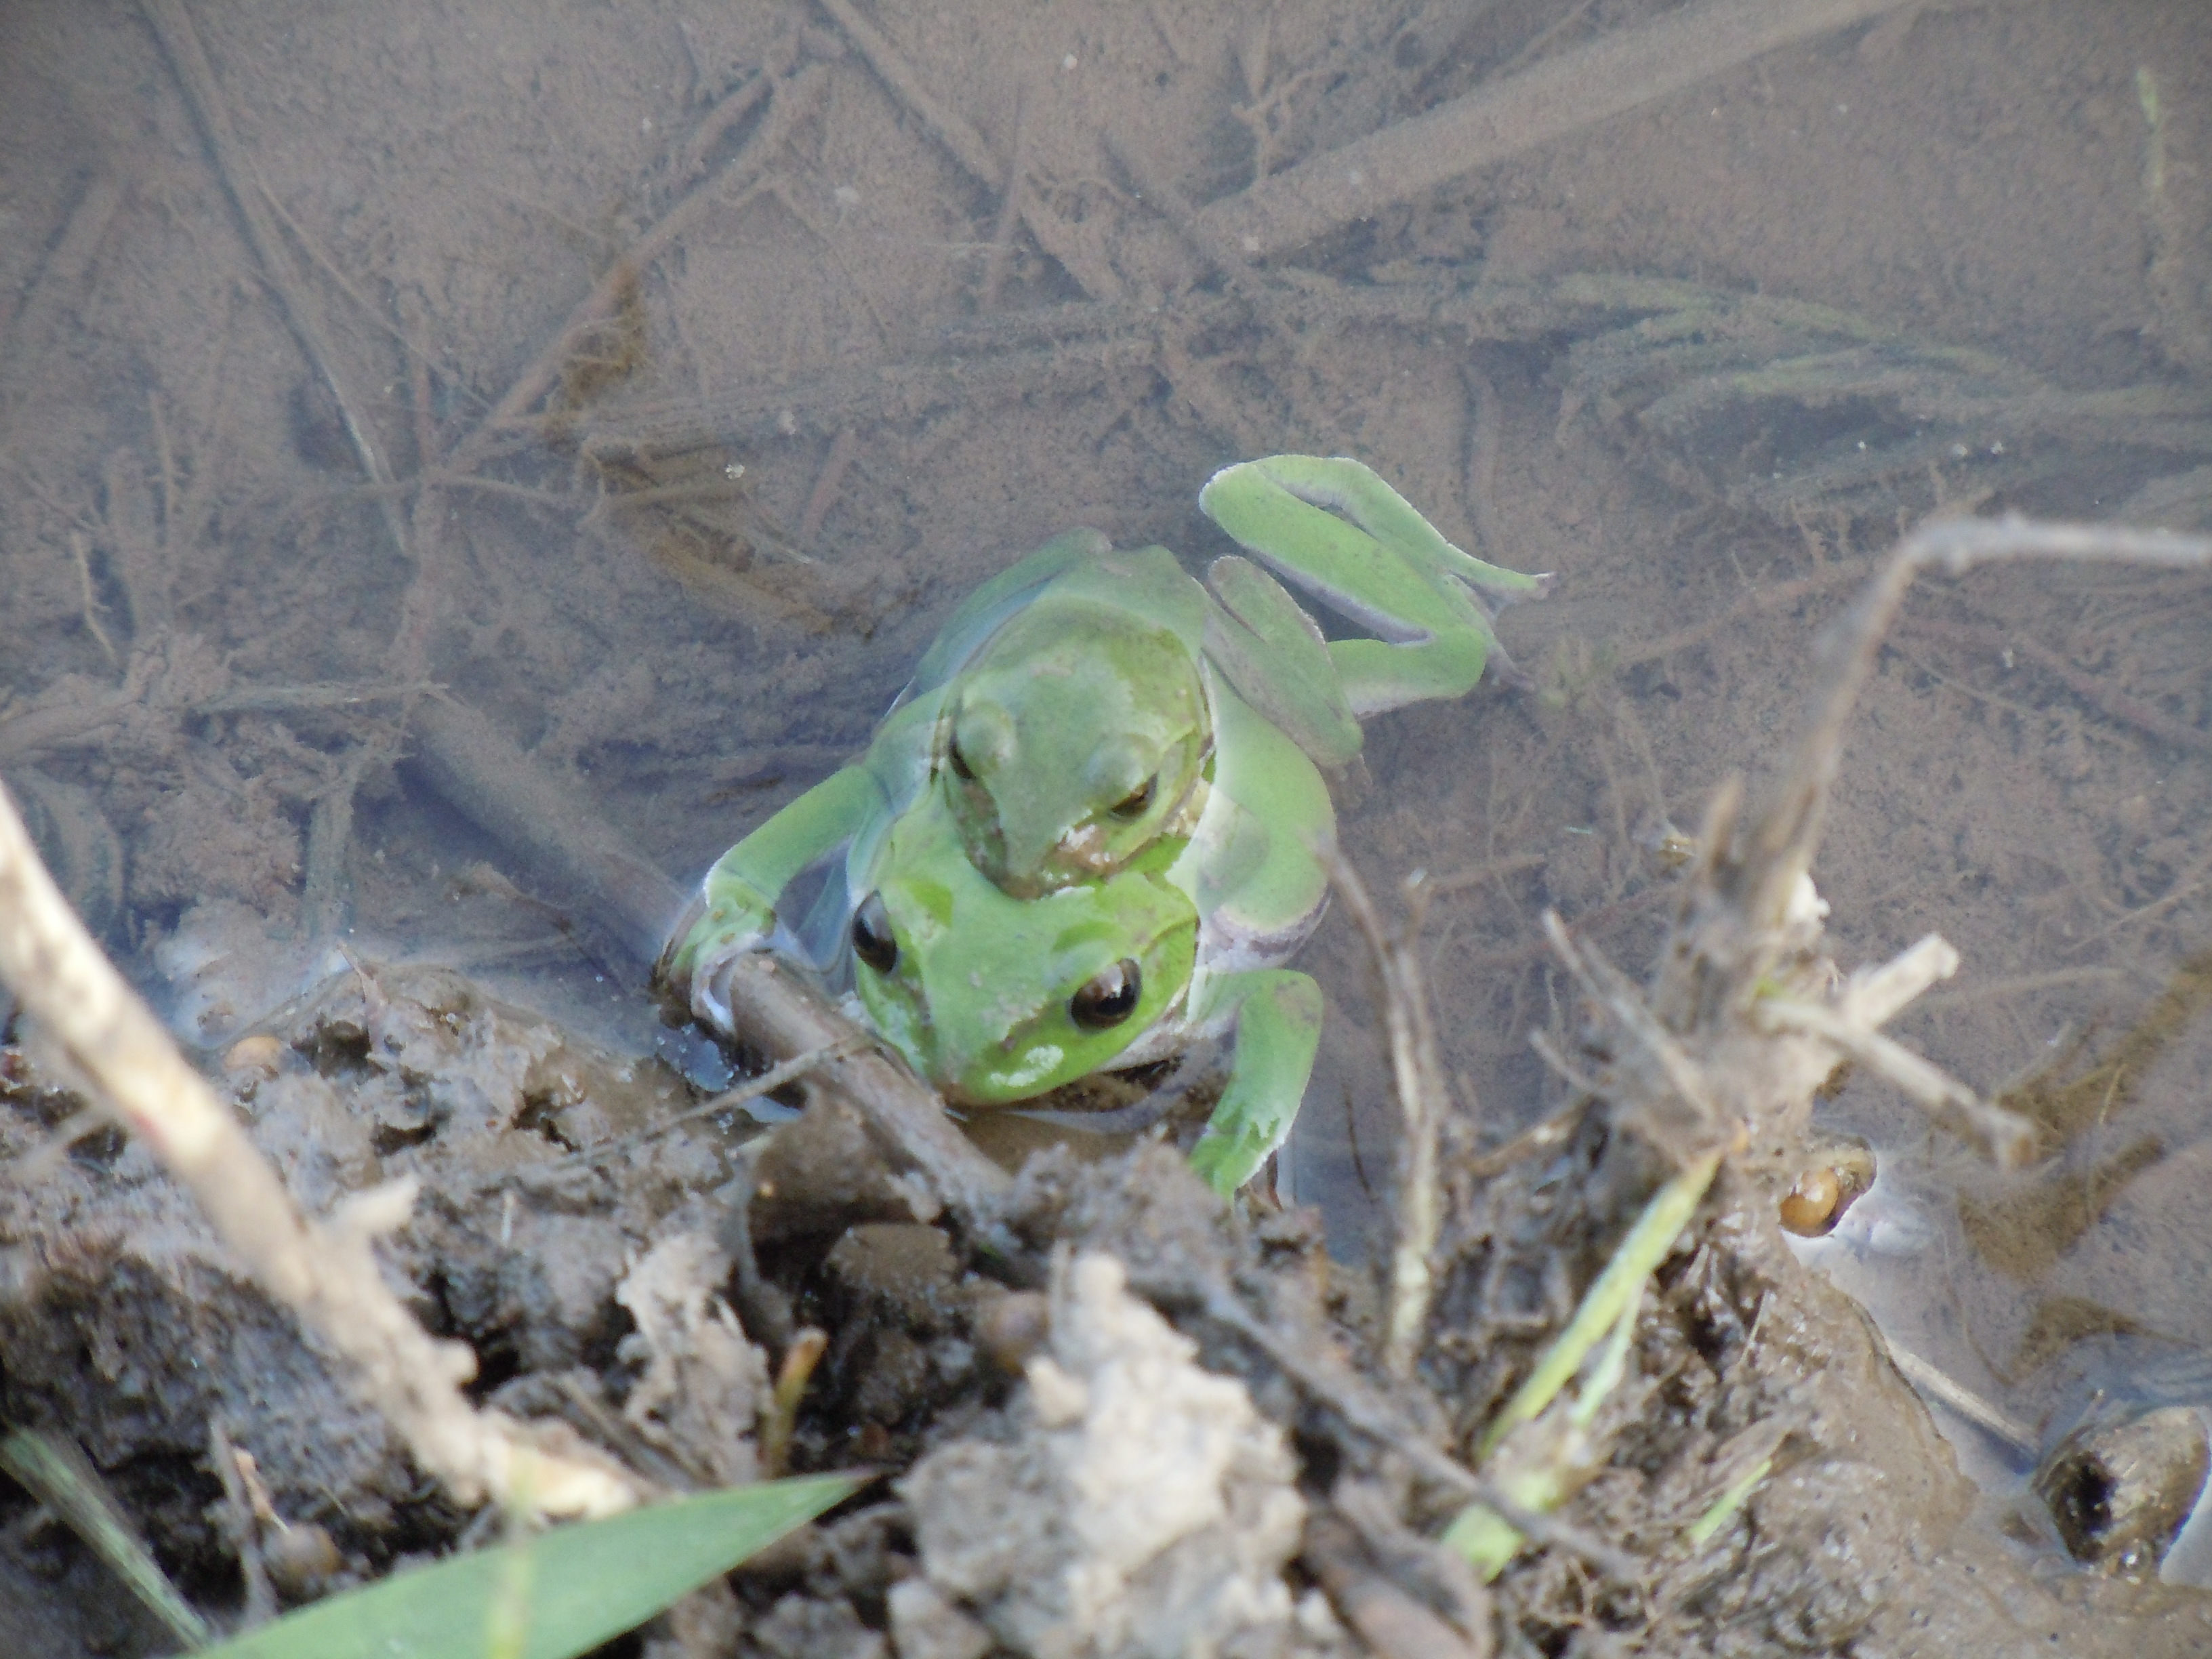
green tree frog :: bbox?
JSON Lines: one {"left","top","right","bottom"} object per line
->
{"left": 659, "top": 456, "right": 1547, "bottom": 1193}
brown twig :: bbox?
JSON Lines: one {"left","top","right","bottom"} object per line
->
{"left": 979, "top": 82, "right": 1029, "bottom": 310}
{"left": 1196, "top": 0, "right": 1921, "bottom": 259}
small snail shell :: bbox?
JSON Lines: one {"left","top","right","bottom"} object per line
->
{"left": 1779, "top": 1142, "right": 1876, "bottom": 1237}
{"left": 1780, "top": 1168, "right": 1843, "bottom": 1236}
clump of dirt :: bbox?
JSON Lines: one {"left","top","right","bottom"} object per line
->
{"left": 9, "top": 939, "right": 2212, "bottom": 1658}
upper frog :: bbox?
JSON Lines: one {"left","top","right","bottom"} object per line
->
{"left": 661, "top": 456, "right": 1548, "bottom": 1193}
{"left": 926, "top": 455, "right": 1547, "bottom": 899}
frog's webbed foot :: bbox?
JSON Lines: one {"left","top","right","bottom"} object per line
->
{"left": 656, "top": 874, "right": 785, "bottom": 1033}
{"left": 1187, "top": 968, "right": 1324, "bottom": 1196}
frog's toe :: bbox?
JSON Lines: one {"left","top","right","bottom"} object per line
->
{"left": 687, "top": 940, "right": 760, "bottom": 1033}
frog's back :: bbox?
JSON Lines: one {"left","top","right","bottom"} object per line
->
{"left": 905, "top": 535, "right": 1204, "bottom": 697}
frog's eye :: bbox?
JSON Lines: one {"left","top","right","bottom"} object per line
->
{"left": 946, "top": 740, "right": 975, "bottom": 782}
{"left": 1069, "top": 958, "right": 1141, "bottom": 1029}
{"left": 1108, "top": 775, "right": 1156, "bottom": 819}
{"left": 851, "top": 892, "right": 898, "bottom": 975}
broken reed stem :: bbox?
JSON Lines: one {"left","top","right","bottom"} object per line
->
{"left": 0, "top": 781, "right": 644, "bottom": 1522}
{"left": 762, "top": 1328, "right": 828, "bottom": 1480}
{"left": 1197, "top": 0, "right": 1921, "bottom": 259}
{"left": 1327, "top": 851, "right": 1449, "bottom": 1381}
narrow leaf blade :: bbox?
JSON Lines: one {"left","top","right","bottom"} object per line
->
{"left": 199, "top": 1473, "right": 864, "bottom": 1659}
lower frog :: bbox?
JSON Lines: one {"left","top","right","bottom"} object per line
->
{"left": 661, "top": 456, "right": 1547, "bottom": 1192}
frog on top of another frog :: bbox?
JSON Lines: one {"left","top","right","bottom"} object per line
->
{"left": 659, "top": 455, "right": 1549, "bottom": 1195}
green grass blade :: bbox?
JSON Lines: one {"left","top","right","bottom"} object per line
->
{"left": 197, "top": 1473, "right": 866, "bottom": 1659}
{"left": 1477, "top": 1149, "right": 1721, "bottom": 1459}
{"left": 0, "top": 1427, "right": 212, "bottom": 1650}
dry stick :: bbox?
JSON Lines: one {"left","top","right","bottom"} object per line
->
{"left": 812, "top": 0, "right": 1120, "bottom": 302}
{"left": 1328, "top": 852, "right": 1450, "bottom": 1381}
{"left": 1613, "top": 558, "right": 1876, "bottom": 674}
{"left": 400, "top": 695, "right": 1011, "bottom": 1225}
{"left": 0, "top": 783, "right": 643, "bottom": 1521}
{"left": 141, "top": 0, "right": 407, "bottom": 565}
{"left": 1197, "top": 0, "right": 1921, "bottom": 259}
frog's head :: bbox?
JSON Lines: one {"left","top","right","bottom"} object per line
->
{"left": 849, "top": 800, "right": 1197, "bottom": 1105}
{"left": 939, "top": 600, "right": 1210, "bottom": 899}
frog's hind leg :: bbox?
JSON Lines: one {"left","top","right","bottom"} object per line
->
{"left": 1200, "top": 455, "right": 1551, "bottom": 718}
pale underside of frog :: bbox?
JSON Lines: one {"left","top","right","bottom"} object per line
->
{"left": 659, "top": 456, "right": 1549, "bottom": 1195}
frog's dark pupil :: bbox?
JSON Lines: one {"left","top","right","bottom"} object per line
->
{"left": 947, "top": 741, "right": 975, "bottom": 781}
{"left": 851, "top": 892, "right": 898, "bottom": 974}
{"left": 1070, "top": 958, "right": 1141, "bottom": 1029}
{"left": 1109, "top": 775, "right": 1156, "bottom": 819}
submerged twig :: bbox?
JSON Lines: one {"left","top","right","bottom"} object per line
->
{"left": 1328, "top": 852, "right": 1450, "bottom": 1380}
{"left": 398, "top": 694, "right": 1012, "bottom": 1226}
{"left": 0, "top": 783, "right": 644, "bottom": 1521}
{"left": 1197, "top": 0, "right": 1919, "bottom": 258}
{"left": 462, "top": 64, "right": 830, "bottom": 456}
{"left": 1883, "top": 1341, "right": 2038, "bottom": 1459}
{"left": 142, "top": 0, "right": 407, "bottom": 564}
{"left": 516, "top": 1038, "right": 867, "bottom": 1183}
{"left": 812, "top": 0, "right": 1115, "bottom": 301}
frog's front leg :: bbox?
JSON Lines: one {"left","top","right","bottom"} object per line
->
{"left": 657, "top": 762, "right": 886, "bottom": 1028}
{"left": 1199, "top": 454, "right": 1550, "bottom": 718}
{"left": 1185, "top": 967, "right": 1324, "bottom": 1197}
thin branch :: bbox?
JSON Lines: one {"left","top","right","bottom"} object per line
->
{"left": 458, "top": 65, "right": 832, "bottom": 458}
{"left": 1754, "top": 996, "right": 2037, "bottom": 1168}
{"left": 811, "top": 0, "right": 1120, "bottom": 301}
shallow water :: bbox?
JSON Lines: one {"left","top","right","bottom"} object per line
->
{"left": 3, "top": 0, "right": 2210, "bottom": 1603}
